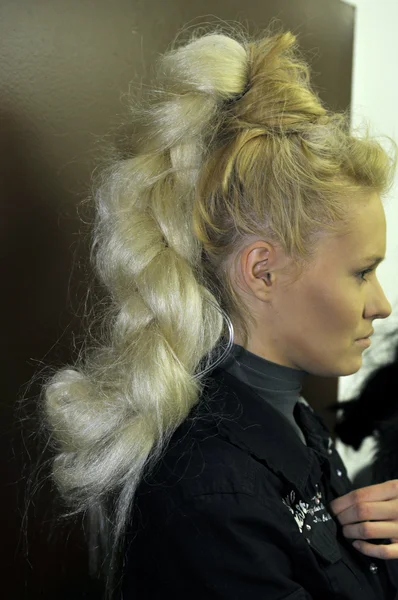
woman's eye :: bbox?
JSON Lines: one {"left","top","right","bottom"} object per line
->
{"left": 357, "top": 268, "right": 374, "bottom": 282}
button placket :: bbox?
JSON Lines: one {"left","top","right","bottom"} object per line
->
{"left": 369, "top": 562, "right": 378, "bottom": 574}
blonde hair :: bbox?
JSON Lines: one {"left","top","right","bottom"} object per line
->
{"left": 38, "top": 21, "right": 397, "bottom": 599}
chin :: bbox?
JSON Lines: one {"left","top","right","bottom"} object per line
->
{"left": 309, "top": 356, "right": 363, "bottom": 378}
{"left": 336, "top": 357, "right": 363, "bottom": 377}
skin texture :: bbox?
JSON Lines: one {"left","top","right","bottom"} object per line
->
{"left": 232, "top": 191, "right": 398, "bottom": 559}
{"left": 232, "top": 191, "right": 392, "bottom": 378}
{"left": 329, "top": 480, "right": 398, "bottom": 560}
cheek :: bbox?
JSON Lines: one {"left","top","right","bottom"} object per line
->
{"left": 312, "top": 285, "right": 360, "bottom": 336}
{"left": 298, "top": 284, "right": 356, "bottom": 335}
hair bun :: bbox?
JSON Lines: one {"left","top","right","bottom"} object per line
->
{"left": 158, "top": 33, "right": 249, "bottom": 101}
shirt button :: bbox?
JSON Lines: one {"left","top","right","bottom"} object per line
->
{"left": 369, "top": 563, "right": 378, "bottom": 574}
{"left": 336, "top": 469, "right": 343, "bottom": 477}
{"left": 328, "top": 448, "right": 333, "bottom": 455}
{"left": 306, "top": 524, "right": 312, "bottom": 531}
{"left": 306, "top": 537, "right": 311, "bottom": 544}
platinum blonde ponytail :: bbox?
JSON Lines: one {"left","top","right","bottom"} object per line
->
{"left": 42, "top": 29, "right": 249, "bottom": 600}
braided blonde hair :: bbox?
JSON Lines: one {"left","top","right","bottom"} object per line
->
{"left": 39, "top": 21, "right": 397, "bottom": 599}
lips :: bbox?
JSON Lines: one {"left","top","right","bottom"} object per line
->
{"left": 357, "top": 330, "right": 374, "bottom": 340}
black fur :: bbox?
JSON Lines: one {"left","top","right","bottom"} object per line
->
{"left": 330, "top": 329, "right": 398, "bottom": 484}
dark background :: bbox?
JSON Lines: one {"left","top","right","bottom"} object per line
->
{"left": 0, "top": 1, "right": 354, "bottom": 597}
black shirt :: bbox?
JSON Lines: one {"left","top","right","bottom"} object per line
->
{"left": 122, "top": 361, "right": 398, "bottom": 599}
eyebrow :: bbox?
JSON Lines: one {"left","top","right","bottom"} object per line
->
{"left": 363, "top": 256, "right": 385, "bottom": 266}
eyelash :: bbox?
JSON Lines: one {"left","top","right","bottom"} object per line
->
{"left": 357, "top": 268, "right": 375, "bottom": 282}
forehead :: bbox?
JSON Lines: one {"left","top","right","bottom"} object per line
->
{"left": 317, "top": 193, "right": 386, "bottom": 263}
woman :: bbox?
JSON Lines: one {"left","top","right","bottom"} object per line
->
{"left": 41, "top": 23, "right": 398, "bottom": 599}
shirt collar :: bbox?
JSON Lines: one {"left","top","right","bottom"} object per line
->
{"left": 205, "top": 366, "right": 323, "bottom": 497}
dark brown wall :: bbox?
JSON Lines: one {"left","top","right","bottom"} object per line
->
{"left": 1, "top": 1, "right": 354, "bottom": 598}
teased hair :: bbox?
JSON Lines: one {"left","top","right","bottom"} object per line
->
{"left": 32, "top": 20, "right": 397, "bottom": 599}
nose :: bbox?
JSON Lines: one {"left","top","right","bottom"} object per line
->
{"left": 383, "top": 297, "right": 393, "bottom": 319}
{"left": 371, "top": 281, "right": 392, "bottom": 320}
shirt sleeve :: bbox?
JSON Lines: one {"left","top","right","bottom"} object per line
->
{"left": 147, "top": 491, "right": 314, "bottom": 600}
